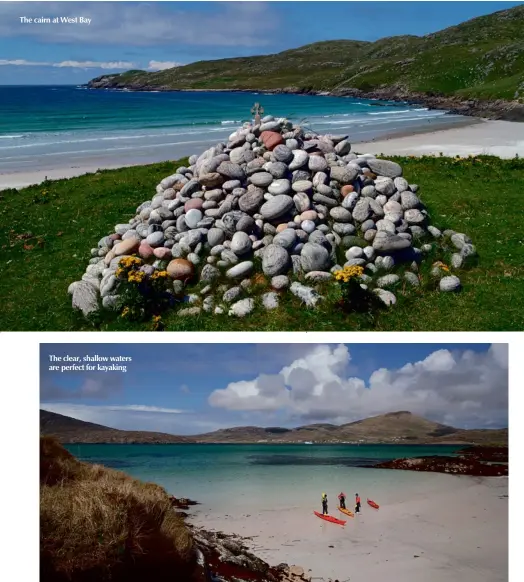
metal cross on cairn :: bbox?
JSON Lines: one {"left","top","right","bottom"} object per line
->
{"left": 251, "top": 102, "right": 264, "bottom": 125}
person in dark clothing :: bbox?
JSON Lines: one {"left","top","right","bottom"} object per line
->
{"left": 321, "top": 492, "right": 328, "bottom": 515}
{"left": 355, "top": 493, "right": 361, "bottom": 513}
{"left": 338, "top": 492, "right": 347, "bottom": 510}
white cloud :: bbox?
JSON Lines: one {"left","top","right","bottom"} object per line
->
{"left": 0, "top": 58, "right": 134, "bottom": 69}
{"left": 0, "top": 59, "right": 49, "bottom": 66}
{"left": 208, "top": 344, "right": 508, "bottom": 428}
{"left": 148, "top": 60, "right": 182, "bottom": 71}
{"left": 104, "top": 405, "right": 187, "bottom": 414}
{"left": 54, "top": 60, "right": 135, "bottom": 69}
{"left": 0, "top": 2, "right": 279, "bottom": 47}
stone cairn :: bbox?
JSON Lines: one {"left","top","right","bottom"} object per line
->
{"left": 69, "top": 113, "right": 476, "bottom": 319}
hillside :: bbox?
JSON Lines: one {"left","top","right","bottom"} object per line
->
{"left": 194, "top": 411, "right": 508, "bottom": 445}
{"left": 87, "top": 6, "right": 524, "bottom": 119}
{"left": 40, "top": 409, "right": 508, "bottom": 445}
{"left": 40, "top": 409, "right": 191, "bottom": 444}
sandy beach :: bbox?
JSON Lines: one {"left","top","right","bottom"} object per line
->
{"left": 354, "top": 119, "right": 524, "bottom": 158}
{"left": 2, "top": 119, "right": 523, "bottom": 191}
{"left": 189, "top": 475, "right": 508, "bottom": 582}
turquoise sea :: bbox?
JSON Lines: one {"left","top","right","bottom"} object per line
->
{"left": 0, "top": 86, "right": 467, "bottom": 174}
{"left": 67, "top": 444, "right": 461, "bottom": 510}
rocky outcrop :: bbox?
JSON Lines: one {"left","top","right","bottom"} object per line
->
{"left": 374, "top": 447, "right": 508, "bottom": 476}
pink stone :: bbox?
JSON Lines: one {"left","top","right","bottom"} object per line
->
{"left": 139, "top": 243, "right": 155, "bottom": 259}
{"left": 184, "top": 198, "right": 204, "bottom": 212}
{"left": 341, "top": 185, "right": 354, "bottom": 197}
{"left": 167, "top": 258, "right": 195, "bottom": 281}
{"left": 109, "top": 233, "right": 121, "bottom": 241}
{"left": 300, "top": 210, "right": 318, "bottom": 222}
{"left": 276, "top": 223, "right": 289, "bottom": 233}
{"left": 260, "top": 130, "right": 284, "bottom": 151}
{"left": 153, "top": 247, "right": 172, "bottom": 259}
{"left": 113, "top": 238, "right": 140, "bottom": 256}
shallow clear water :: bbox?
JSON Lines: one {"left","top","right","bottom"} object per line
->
{"left": 0, "top": 86, "right": 466, "bottom": 173}
{"left": 67, "top": 443, "right": 461, "bottom": 510}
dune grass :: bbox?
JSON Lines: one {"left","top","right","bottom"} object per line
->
{"left": 2, "top": 155, "right": 523, "bottom": 331}
{"left": 40, "top": 436, "right": 196, "bottom": 582}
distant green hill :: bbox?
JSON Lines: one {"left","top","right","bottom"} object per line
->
{"left": 88, "top": 5, "right": 524, "bottom": 110}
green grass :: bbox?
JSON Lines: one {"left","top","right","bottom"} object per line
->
{"left": 1, "top": 156, "right": 523, "bottom": 331}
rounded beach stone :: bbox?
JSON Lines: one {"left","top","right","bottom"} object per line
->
{"left": 301, "top": 220, "right": 316, "bottom": 234}
{"left": 239, "top": 187, "right": 264, "bottom": 213}
{"left": 230, "top": 232, "right": 252, "bottom": 255}
{"left": 184, "top": 198, "right": 204, "bottom": 212}
{"left": 273, "top": 229, "right": 297, "bottom": 249}
{"left": 376, "top": 274, "right": 400, "bottom": 288}
{"left": 346, "top": 246, "right": 364, "bottom": 259}
{"left": 301, "top": 242, "right": 330, "bottom": 273}
{"left": 250, "top": 172, "right": 274, "bottom": 188}
{"left": 309, "top": 156, "right": 328, "bottom": 172}
{"left": 185, "top": 208, "right": 203, "bottom": 229}
{"left": 373, "top": 288, "right": 397, "bottom": 306}
{"left": 271, "top": 275, "right": 290, "bottom": 290}
{"left": 439, "top": 275, "right": 461, "bottom": 292}
{"left": 167, "top": 258, "right": 194, "bottom": 281}
{"left": 273, "top": 145, "right": 294, "bottom": 163}
{"left": 330, "top": 165, "right": 358, "bottom": 184}
{"left": 200, "top": 264, "right": 220, "bottom": 282}
{"left": 207, "top": 228, "right": 225, "bottom": 247}
{"left": 404, "top": 271, "right": 420, "bottom": 286}
{"left": 146, "top": 231, "right": 165, "bottom": 247}
{"left": 138, "top": 242, "right": 155, "bottom": 259}
{"left": 267, "top": 162, "right": 288, "bottom": 178}
{"left": 113, "top": 238, "right": 140, "bottom": 256}
{"left": 153, "top": 247, "right": 171, "bottom": 260}
{"left": 367, "top": 159, "right": 403, "bottom": 178}
{"left": 269, "top": 179, "right": 292, "bottom": 196}
{"left": 226, "top": 261, "right": 254, "bottom": 279}
{"left": 228, "top": 297, "right": 255, "bottom": 317}
{"left": 305, "top": 271, "right": 332, "bottom": 283}
{"left": 330, "top": 207, "right": 352, "bottom": 222}
{"left": 262, "top": 291, "right": 279, "bottom": 310}
{"left": 292, "top": 180, "right": 313, "bottom": 193}
{"left": 260, "top": 195, "right": 294, "bottom": 221}
{"left": 262, "top": 244, "right": 290, "bottom": 276}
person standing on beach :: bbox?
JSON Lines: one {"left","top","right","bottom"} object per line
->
{"left": 338, "top": 492, "right": 347, "bottom": 509}
{"left": 355, "top": 493, "right": 361, "bottom": 513}
{"left": 322, "top": 492, "right": 328, "bottom": 515}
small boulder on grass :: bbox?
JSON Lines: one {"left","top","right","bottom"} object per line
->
{"left": 439, "top": 275, "right": 461, "bottom": 292}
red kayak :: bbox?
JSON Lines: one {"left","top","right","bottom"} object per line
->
{"left": 314, "top": 511, "right": 346, "bottom": 525}
{"left": 367, "top": 498, "right": 379, "bottom": 509}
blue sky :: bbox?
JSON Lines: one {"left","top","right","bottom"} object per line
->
{"left": 1, "top": 1, "right": 522, "bottom": 85}
{"left": 40, "top": 343, "right": 508, "bottom": 434}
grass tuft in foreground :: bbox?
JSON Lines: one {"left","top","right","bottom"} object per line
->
{"left": 40, "top": 436, "right": 196, "bottom": 582}
{"left": 2, "top": 155, "right": 523, "bottom": 331}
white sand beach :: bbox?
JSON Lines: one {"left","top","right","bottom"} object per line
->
{"left": 189, "top": 475, "right": 508, "bottom": 582}
{"left": 354, "top": 119, "right": 524, "bottom": 158}
{"left": 1, "top": 119, "right": 523, "bottom": 191}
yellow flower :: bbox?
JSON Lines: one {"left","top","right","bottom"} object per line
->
{"left": 119, "top": 256, "right": 142, "bottom": 269}
{"left": 152, "top": 315, "right": 162, "bottom": 323}
{"left": 121, "top": 306, "right": 130, "bottom": 318}
{"left": 127, "top": 270, "right": 146, "bottom": 283}
{"left": 151, "top": 270, "right": 169, "bottom": 280}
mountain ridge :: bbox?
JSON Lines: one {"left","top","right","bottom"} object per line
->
{"left": 86, "top": 6, "right": 524, "bottom": 121}
{"left": 40, "top": 409, "right": 508, "bottom": 445}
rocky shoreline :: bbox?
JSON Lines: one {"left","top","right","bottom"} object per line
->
{"left": 170, "top": 497, "right": 315, "bottom": 582}
{"left": 373, "top": 446, "right": 508, "bottom": 476}
{"left": 85, "top": 79, "right": 524, "bottom": 122}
